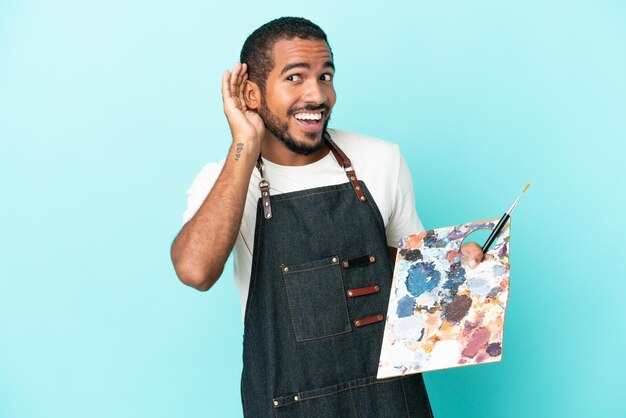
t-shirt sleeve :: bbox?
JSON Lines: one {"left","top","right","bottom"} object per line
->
{"left": 385, "top": 151, "right": 425, "bottom": 247}
{"left": 182, "top": 161, "right": 224, "bottom": 225}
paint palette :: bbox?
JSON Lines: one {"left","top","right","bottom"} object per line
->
{"left": 377, "top": 219, "right": 510, "bottom": 378}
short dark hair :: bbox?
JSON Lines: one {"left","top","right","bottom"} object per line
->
{"left": 240, "top": 17, "right": 332, "bottom": 93}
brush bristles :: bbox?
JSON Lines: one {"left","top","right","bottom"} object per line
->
{"left": 522, "top": 182, "right": 530, "bottom": 193}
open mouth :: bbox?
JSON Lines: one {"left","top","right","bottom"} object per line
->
{"left": 292, "top": 111, "right": 324, "bottom": 132}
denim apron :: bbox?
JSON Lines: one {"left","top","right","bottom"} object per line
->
{"left": 241, "top": 134, "right": 433, "bottom": 418}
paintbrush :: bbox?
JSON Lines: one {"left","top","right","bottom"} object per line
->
{"left": 481, "top": 183, "right": 531, "bottom": 253}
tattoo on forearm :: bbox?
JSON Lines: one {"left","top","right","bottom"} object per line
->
{"left": 235, "top": 143, "right": 244, "bottom": 161}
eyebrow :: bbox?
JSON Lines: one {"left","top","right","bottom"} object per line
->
{"left": 280, "top": 61, "right": 335, "bottom": 75}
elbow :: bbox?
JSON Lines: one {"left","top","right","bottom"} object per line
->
{"left": 174, "top": 262, "right": 222, "bottom": 292}
{"left": 171, "top": 252, "right": 223, "bottom": 292}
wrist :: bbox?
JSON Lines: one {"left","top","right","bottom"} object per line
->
{"left": 229, "top": 140, "right": 258, "bottom": 163}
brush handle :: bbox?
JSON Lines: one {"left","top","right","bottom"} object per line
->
{"left": 481, "top": 213, "right": 510, "bottom": 253}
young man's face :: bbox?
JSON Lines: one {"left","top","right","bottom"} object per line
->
{"left": 258, "top": 37, "right": 336, "bottom": 156}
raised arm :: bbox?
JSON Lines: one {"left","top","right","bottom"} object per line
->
{"left": 171, "top": 63, "right": 264, "bottom": 291}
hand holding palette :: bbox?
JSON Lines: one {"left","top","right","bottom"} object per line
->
{"left": 377, "top": 219, "right": 511, "bottom": 378}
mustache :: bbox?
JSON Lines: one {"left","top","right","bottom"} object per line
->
{"left": 288, "top": 104, "right": 328, "bottom": 115}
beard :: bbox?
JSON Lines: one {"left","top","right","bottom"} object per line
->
{"left": 258, "top": 102, "right": 330, "bottom": 156}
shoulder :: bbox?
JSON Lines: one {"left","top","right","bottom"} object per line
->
{"left": 327, "top": 129, "right": 401, "bottom": 168}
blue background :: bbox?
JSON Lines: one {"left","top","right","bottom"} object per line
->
{"left": 1, "top": 1, "right": 624, "bottom": 417}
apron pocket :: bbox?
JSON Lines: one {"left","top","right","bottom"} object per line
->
{"left": 282, "top": 256, "right": 351, "bottom": 342}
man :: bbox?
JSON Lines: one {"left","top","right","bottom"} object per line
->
{"left": 171, "top": 17, "right": 484, "bottom": 417}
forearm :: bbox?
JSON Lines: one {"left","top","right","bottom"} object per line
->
{"left": 171, "top": 141, "right": 257, "bottom": 290}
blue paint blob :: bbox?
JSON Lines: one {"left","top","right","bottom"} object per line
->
{"left": 487, "top": 286, "right": 501, "bottom": 298}
{"left": 423, "top": 231, "right": 444, "bottom": 247}
{"left": 396, "top": 295, "right": 416, "bottom": 318}
{"left": 468, "top": 277, "right": 492, "bottom": 296}
{"left": 493, "top": 265, "right": 507, "bottom": 276}
{"left": 406, "top": 261, "right": 441, "bottom": 297}
{"left": 447, "top": 229, "right": 466, "bottom": 240}
{"left": 447, "top": 262, "right": 466, "bottom": 280}
{"left": 443, "top": 261, "right": 467, "bottom": 292}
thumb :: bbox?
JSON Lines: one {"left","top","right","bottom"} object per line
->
{"left": 461, "top": 242, "right": 484, "bottom": 269}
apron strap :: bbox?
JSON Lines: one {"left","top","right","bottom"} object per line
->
{"left": 256, "top": 156, "right": 273, "bottom": 219}
{"left": 325, "top": 133, "right": 368, "bottom": 203}
{"left": 256, "top": 132, "right": 368, "bottom": 220}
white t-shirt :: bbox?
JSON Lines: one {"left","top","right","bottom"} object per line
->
{"left": 183, "top": 129, "right": 424, "bottom": 318}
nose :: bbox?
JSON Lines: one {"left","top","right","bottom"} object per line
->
{"left": 303, "top": 79, "right": 327, "bottom": 105}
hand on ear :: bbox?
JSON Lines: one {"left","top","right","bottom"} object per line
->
{"left": 222, "top": 62, "right": 265, "bottom": 145}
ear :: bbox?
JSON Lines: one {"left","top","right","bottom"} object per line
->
{"left": 243, "top": 80, "right": 261, "bottom": 110}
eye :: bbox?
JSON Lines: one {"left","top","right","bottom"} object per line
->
{"left": 286, "top": 74, "right": 302, "bottom": 82}
{"left": 320, "top": 73, "right": 333, "bottom": 82}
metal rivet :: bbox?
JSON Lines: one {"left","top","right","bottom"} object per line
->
{"left": 375, "top": 285, "right": 380, "bottom": 291}
{"left": 347, "top": 290, "right": 353, "bottom": 297}
{"left": 263, "top": 191, "right": 268, "bottom": 196}
{"left": 273, "top": 401, "right": 279, "bottom": 406}
{"left": 369, "top": 255, "right": 376, "bottom": 263}
{"left": 283, "top": 267, "right": 289, "bottom": 273}
{"left": 360, "top": 196, "right": 366, "bottom": 201}
{"left": 265, "top": 213, "right": 271, "bottom": 219}
{"left": 378, "top": 314, "right": 384, "bottom": 320}
{"left": 355, "top": 320, "right": 361, "bottom": 327}
{"left": 294, "top": 395, "right": 299, "bottom": 401}
{"left": 342, "top": 261, "right": 349, "bottom": 268}
{"left": 350, "top": 176, "right": 356, "bottom": 181}
{"left": 355, "top": 186, "right": 361, "bottom": 191}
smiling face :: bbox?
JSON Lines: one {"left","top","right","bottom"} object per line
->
{"left": 258, "top": 37, "right": 336, "bottom": 157}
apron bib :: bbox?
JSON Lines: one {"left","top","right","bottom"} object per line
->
{"left": 241, "top": 135, "right": 433, "bottom": 418}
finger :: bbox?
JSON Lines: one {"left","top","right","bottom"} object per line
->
{"left": 236, "top": 63, "right": 246, "bottom": 87}
{"left": 241, "top": 64, "right": 248, "bottom": 83}
{"left": 238, "top": 72, "right": 249, "bottom": 111}
{"left": 235, "top": 63, "right": 248, "bottom": 99}
{"left": 222, "top": 70, "right": 232, "bottom": 100}
{"left": 239, "top": 76, "right": 248, "bottom": 105}
{"left": 231, "top": 61, "right": 242, "bottom": 76}
{"left": 230, "top": 62, "right": 242, "bottom": 97}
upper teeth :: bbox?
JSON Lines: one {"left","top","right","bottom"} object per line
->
{"left": 294, "top": 113, "right": 322, "bottom": 120}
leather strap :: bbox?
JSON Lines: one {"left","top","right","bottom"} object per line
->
{"left": 353, "top": 314, "right": 384, "bottom": 327}
{"left": 346, "top": 285, "right": 381, "bottom": 298}
{"left": 325, "top": 134, "right": 368, "bottom": 203}
{"left": 341, "top": 254, "right": 376, "bottom": 269}
{"left": 259, "top": 182, "right": 272, "bottom": 219}
{"left": 256, "top": 157, "right": 272, "bottom": 219}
